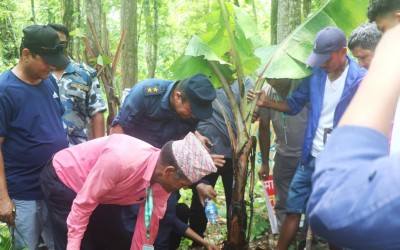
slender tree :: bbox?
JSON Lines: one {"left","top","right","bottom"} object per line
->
{"left": 85, "top": 0, "right": 102, "bottom": 55}
{"left": 121, "top": 0, "right": 138, "bottom": 88}
{"left": 303, "top": 0, "right": 311, "bottom": 18}
{"left": 62, "top": 0, "right": 75, "bottom": 57}
{"left": 277, "top": 0, "right": 301, "bottom": 43}
{"left": 144, "top": 0, "right": 158, "bottom": 78}
{"left": 31, "top": 0, "right": 36, "bottom": 23}
{"left": 270, "top": 0, "right": 278, "bottom": 44}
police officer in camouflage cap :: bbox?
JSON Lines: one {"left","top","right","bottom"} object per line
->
{"left": 48, "top": 23, "right": 107, "bottom": 146}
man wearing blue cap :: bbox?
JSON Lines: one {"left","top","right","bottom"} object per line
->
{"left": 0, "top": 24, "right": 69, "bottom": 249}
{"left": 256, "top": 26, "right": 366, "bottom": 249}
{"left": 110, "top": 74, "right": 221, "bottom": 249}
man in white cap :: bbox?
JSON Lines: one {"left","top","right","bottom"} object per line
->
{"left": 40, "top": 132, "right": 217, "bottom": 250}
{"left": 256, "top": 26, "right": 366, "bottom": 249}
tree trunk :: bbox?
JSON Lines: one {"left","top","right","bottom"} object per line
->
{"left": 63, "top": 0, "right": 75, "bottom": 58}
{"left": 85, "top": 0, "right": 102, "bottom": 56}
{"left": 270, "top": 0, "right": 278, "bottom": 45}
{"left": 31, "top": 0, "right": 36, "bottom": 24}
{"left": 303, "top": 0, "right": 311, "bottom": 18}
{"left": 144, "top": 0, "right": 158, "bottom": 78}
{"left": 121, "top": 0, "right": 138, "bottom": 89}
{"left": 277, "top": 0, "right": 301, "bottom": 43}
{"left": 226, "top": 137, "right": 255, "bottom": 250}
{"left": 75, "top": 0, "right": 81, "bottom": 59}
{"left": 251, "top": 0, "right": 258, "bottom": 27}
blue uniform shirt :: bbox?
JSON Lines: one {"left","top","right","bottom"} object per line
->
{"left": 112, "top": 78, "right": 198, "bottom": 148}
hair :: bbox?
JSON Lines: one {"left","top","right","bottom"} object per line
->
{"left": 47, "top": 23, "right": 70, "bottom": 40}
{"left": 19, "top": 42, "right": 37, "bottom": 57}
{"left": 159, "top": 141, "right": 186, "bottom": 180}
{"left": 348, "top": 22, "right": 382, "bottom": 51}
{"left": 173, "top": 80, "right": 188, "bottom": 102}
{"left": 367, "top": 0, "right": 400, "bottom": 22}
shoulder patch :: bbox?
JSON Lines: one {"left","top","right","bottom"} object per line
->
{"left": 71, "top": 83, "right": 90, "bottom": 92}
{"left": 143, "top": 83, "right": 162, "bottom": 96}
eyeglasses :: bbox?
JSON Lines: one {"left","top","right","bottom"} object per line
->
{"left": 22, "top": 36, "right": 68, "bottom": 55}
{"left": 39, "top": 44, "right": 66, "bottom": 54}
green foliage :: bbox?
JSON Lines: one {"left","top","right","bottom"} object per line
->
{"left": 170, "top": 1, "right": 263, "bottom": 87}
{"left": 69, "top": 28, "right": 86, "bottom": 38}
{"left": 0, "top": 224, "right": 12, "bottom": 250}
{"left": 256, "top": 0, "right": 369, "bottom": 80}
{"left": 97, "top": 54, "right": 112, "bottom": 66}
{"left": 0, "top": 224, "right": 29, "bottom": 250}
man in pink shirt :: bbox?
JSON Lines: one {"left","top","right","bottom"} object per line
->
{"left": 40, "top": 132, "right": 217, "bottom": 250}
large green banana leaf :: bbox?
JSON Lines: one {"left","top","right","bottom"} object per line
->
{"left": 169, "top": 1, "right": 262, "bottom": 87}
{"left": 256, "top": 0, "right": 369, "bottom": 80}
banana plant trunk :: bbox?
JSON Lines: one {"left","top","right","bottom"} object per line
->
{"left": 226, "top": 137, "right": 255, "bottom": 250}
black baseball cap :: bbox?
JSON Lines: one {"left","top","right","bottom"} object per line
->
{"left": 306, "top": 26, "right": 347, "bottom": 67}
{"left": 22, "top": 24, "right": 69, "bottom": 67}
{"left": 182, "top": 74, "right": 216, "bottom": 120}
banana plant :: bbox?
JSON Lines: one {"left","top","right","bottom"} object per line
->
{"left": 170, "top": 0, "right": 368, "bottom": 249}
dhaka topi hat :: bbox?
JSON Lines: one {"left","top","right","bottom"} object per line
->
{"left": 306, "top": 26, "right": 347, "bottom": 67}
{"left": 22, "top": 24, "right": 69, "bottom": 68}
{"left": 182, "top": 74, "right": 216, "bottom": 120}
{"left": 171, "top": 132, "right": 217, "bottom": 182}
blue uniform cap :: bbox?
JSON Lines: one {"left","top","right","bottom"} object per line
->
{"left": 306, "top": 26, "right": 346, "bottom": 67}
{"left": 183, "top": 74, "right": 216, "bottom": 120}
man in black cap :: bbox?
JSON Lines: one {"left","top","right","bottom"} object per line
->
{"left": 256, "top": 26, "right": 366, "bottom": 249}
{"left": 0, "top": 24, "right": 68, "bottom": 249}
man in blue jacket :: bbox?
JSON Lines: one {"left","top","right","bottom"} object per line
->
{"left": 308, "top": 24, "right": 400, "bottom": 250}
{"left": 256, "top": 26, "right": 366, "bottom": 249}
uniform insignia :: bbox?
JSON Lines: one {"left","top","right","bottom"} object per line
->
{"left": 70, "top": 83, "right": 89, "bottom": 92}
{"left": 144, "top": 83, "right": 162, "bottom": 96}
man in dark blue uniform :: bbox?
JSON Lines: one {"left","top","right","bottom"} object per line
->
{"left": 111, "top": 74, "right": 220, "bottom": 249}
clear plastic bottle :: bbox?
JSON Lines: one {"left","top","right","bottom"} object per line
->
{"left": 204, "top": 198, "right": 218, "bottom": 225}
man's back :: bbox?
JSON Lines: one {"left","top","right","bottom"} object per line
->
{"left": 113, "top": 78, "right": 198, "bottom": 148}
{"left": 57, "top": 60, "right": 107, "bottom": 144}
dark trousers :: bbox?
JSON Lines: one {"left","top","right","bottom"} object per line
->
{"left": 39, "top": 161, "right": 131, "bottom": 250}
{"left": 189, "top": 158, "right": 233, "bottom": 247}
{"left": 122, "top": 191, "right": 189, "bottom": 250}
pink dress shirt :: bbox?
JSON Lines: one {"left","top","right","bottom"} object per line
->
{"left": 52, "top": 134, "right": 171, "bottom": 250}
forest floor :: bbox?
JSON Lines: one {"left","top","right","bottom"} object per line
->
{"left": 199, "top": 219, "right": 330, "bottom": 250}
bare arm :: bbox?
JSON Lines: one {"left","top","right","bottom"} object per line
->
{"left": 91, "top": 112, "right": 105, "bottom": 138}
{"left": 0, "top": 137, "right": 16, "bottom": 227}
{"left": 258, "top": 110, "right": 271, "bottom": 180}
{"left": 256, "top": 89, "right": 290, "bottom": 113}
{"left": 109, "top": 123, "right": 126, "bottom": 135}
{"left": 184, "top": 227, "right": 219, "bottom": 250}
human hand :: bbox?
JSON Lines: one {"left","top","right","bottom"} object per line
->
{"left": 204, "top": 242, "right": 220, "bottom": 250}
{"left": 196, "top": 183, "right": 217, "bottom": 207}
{"left": 252, "top": 106, "right": 260, "bottom": 123}
{"left": 247, "top": 89, "right": 257, "bottom": 102}
{"left": 210, "top": 154, "right": 225, "bottom": 167}
{"left": 258, "top": 163, "right": 270, "bottom": 181}
{"left": 256, "top": 89, "right": 268, "bottom": 107}
{"left": 194, "top": 131, "right": 213, "bottom": 149}
{"left": 0, "top": 195, "right": 16, "bottom": 227}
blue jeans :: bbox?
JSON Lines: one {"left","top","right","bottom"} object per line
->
{"left": 286, "top": 156, "right": 315, "bottom": 214}
{"left": 11, "top": 199, "right": 54, "bottom": 250}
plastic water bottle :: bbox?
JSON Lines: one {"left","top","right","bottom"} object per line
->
{"left": 204, "top": 198, "right": 218, "bottom": 225}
